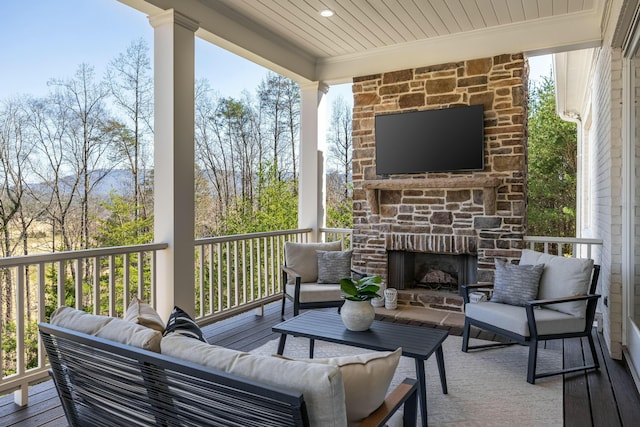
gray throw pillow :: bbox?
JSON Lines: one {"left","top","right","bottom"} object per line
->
{"left": 317, "top": 250, "right": 353, "bottom": 284}
{"left": 491, "top": 259, "right": 544, "bottom": 306}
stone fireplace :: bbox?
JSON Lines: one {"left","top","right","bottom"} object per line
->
{"left": 351, "top": 54, "right": 528, "bottom": 288}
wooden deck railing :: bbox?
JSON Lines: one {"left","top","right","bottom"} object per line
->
{"left": 0, "top": 230, "right": 596, "bottom": 407}
{"left": 0, "top": 243, "right": 168, "bottom": 406}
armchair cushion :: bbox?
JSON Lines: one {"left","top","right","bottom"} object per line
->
{"left": 284, "top": 283, "right": 343, "bottom": 303}
{"left": 318, "top": 250, "right": 353, "bottom": 284}
{"left": 491, "top": 259, "right": 544, "bottom": 306}
{"left": 284, "top": 241, "right": 342, "bottom": 283}
{"left": 519, "top": 249, "right": 594, "bottom": 317}
{"left": 465, "top": 301, "right": 587, "bottom": 337}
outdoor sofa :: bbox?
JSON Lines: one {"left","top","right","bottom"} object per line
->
{"left": 39, "top": 305, "right": 418, "bottom": 427}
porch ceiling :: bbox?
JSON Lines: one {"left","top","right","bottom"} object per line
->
{"left": 120, "top": 0, "right": 606, "bottom": 85}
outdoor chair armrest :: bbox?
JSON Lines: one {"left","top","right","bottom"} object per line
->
{"left": 526, "top": 293, "right": 601, "bottom": 307}
{"left": 357, "top": 378, "right": 418, "bottom": 427}
{"left": 281, "top": 266, "right": 301, "bottom": 281}
{"left": 460, "top": 283, "right": 494, "bottom": 304}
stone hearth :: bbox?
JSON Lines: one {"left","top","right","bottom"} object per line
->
{"left": 351, "top": 54, "right": 528, "bottom": 286}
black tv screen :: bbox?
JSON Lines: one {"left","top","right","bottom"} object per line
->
{"left": 375, "top": 105, "right": 484, "bottom": 174}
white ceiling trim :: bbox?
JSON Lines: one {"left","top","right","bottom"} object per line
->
{"left": 317, "top": 10, "right": 604, "bottom": 84}
{"left": 554, "top": 49, "right": 596, "bottom": 121}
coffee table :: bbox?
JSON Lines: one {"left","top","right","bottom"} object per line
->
{"left": 272, "top": 311, "right": 449, "bottom": 427}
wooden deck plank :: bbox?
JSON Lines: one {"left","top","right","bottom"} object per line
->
{"left": 596, "top": 332, "right": 640, "bottom": 426}
{"left": 588, "top": 331, "right": 622, "bottom": 427}
{"left": 563, "top": 336, "right": 594, "bottom": 427}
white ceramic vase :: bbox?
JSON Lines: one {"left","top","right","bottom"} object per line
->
{"left": 340, "top": 299, "right": 376, "bottom": 331}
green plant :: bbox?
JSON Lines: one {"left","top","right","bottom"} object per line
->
{"left": 340, "top": 275, "right": 381, "bottom": 301}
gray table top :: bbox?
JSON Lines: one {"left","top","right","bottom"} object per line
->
{"left": 273, "top": 311, "right": 449, "bottom": 360}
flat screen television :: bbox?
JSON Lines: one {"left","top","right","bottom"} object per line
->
{"left": 375, "top": 104, "right": 484, "bottom": 175}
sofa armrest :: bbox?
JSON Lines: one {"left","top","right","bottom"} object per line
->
{"left": 357, "top": 378, "right": 418, "bottom": 427}
{"left": 460, "top": 283, "right": 494, "bottom": 304}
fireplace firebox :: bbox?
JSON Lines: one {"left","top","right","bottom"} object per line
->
{"left": 387, "top": 251, "right": 477, "bottom": 292}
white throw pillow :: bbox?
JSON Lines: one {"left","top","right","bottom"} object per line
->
{"left": 161, "top": 334, "right": 348, "bottom": 426}
{"left": 123, "top": 296, "right": 165, "bottom": 332}
{"left": 284, "top": 241, "right": 342, "bottom": 283}
{"left": 519, "top": 249, "right": 594, "bottom": 317}
{"left": 295, "top": 348, "right": 402, "bottom": 425}
{"left": 50, "top": 306, "right": 162, "bottom": 353}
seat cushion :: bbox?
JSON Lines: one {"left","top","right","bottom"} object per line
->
{"left": 519, "top": 249, "right": 594, "bottom": 317}
{"left": 491, "top": 259, "right": 544, "bottom": 306}
{"left": 162, "top": 334, "right": 348, "bottom": 427}
{"left": 50, "top": 306, "right": 162, "bottom": 352}
{"left": 285, "top": 241, "right": 342, "bottom": 283}
{"left": 285, "top": 283, "right": 343, "bottom": 303}
{"left": 317, "top": 250, "right": 353, "bottom": 284}
{"left": 465, "top": 301, "right": 586, "bottom": 337}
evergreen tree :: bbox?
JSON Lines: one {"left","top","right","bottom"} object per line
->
{"left": 527, "top": 74, "right": 577, "bottom": 237}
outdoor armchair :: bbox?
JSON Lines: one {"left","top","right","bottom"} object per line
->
{"left": 461, "top": 249, "right": 601, "bottom": 384}
{"left": 281, "top": 241, "right": 364, "bottom": 319}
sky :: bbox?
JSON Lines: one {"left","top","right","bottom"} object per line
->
{"left": 0, "top": 0, "right": 552, "bottom": 106}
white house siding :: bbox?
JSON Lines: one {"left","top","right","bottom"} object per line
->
{"left": 583, "top": 42, "right": 624, "bottom": 359}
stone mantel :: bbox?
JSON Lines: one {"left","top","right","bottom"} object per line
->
{"left": 361, "top": 177, "right": 502, "bottom": 215}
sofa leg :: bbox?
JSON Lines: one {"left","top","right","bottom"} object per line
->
{"left": 462, "top": 319, "right": 471, "bottom": 352}
{"left": 527, "top": 339, "right": 538, "bottom": 384}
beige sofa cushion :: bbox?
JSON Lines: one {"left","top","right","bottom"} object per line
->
{"left": 293, "top": 348, "right": 402, "bottom": 425}
{"left": 50, "top": 306, "right": 162, "bottom": 353}
{"left": 519, "top": 249, "right": 594, "bottom": 317}
{"left": 285, "top": 241, "right": 342, "bottom": 283}
{"left": 465, "top": 301, "right": 586, "bottom": 337}
{"left": 162, "top": 334, "right": 347, "bottom": 426}
{"left": 123, "top": 296, "right": 165, "bottom": 332}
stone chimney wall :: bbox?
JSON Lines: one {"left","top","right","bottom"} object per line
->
{"left": 351, "top": 54, "right": 529, "bottom": 284}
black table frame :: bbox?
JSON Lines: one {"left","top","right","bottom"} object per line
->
{"left": 272, "top": 311, "right": 448, "bottom": 427}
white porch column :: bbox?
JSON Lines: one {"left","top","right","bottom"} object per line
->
{"left": 298, "top": 82, "right": 329, "bottom": 241}
{"left": 149, "top": 10, "right": 198, "bottom": 320}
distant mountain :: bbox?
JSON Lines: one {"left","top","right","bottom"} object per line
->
{"left": 29, "top": 169, "right": 150, "bottom": 198}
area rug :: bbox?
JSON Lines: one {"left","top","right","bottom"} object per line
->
{"left": 251, "top": 335, "right": 563, "bottom": 426}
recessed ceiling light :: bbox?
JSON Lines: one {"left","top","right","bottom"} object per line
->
{"left": 320, "top": 9, "right": 334, "bottom": 17}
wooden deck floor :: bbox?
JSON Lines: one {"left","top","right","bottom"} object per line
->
{"left": 2, "top": 302, "right": 640, "bottom": 426}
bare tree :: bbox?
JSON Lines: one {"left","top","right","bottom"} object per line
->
{"left": 48, "top": 64, "right": 113, "bottom": 251}
{"left": 0, "top": 98, "right": 34, "bottom": 322}
{"left": 106, "top": 39, "right": 153, "bottom": 221}
{"left": 327, "top": 96, "right": 353, "bottom": 200}
{"left": 258, "top": 73, "right": 289, "bottom": 178}
{"left": 28, "top": 96, "right": 79, "bottom": 252}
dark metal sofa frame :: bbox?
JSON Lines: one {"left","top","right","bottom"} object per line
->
{"left": 461, "top": 264, "right": 601, "bottom": 384}
{"left": 40, "top": 322, "right": 418, "bottom": 427}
